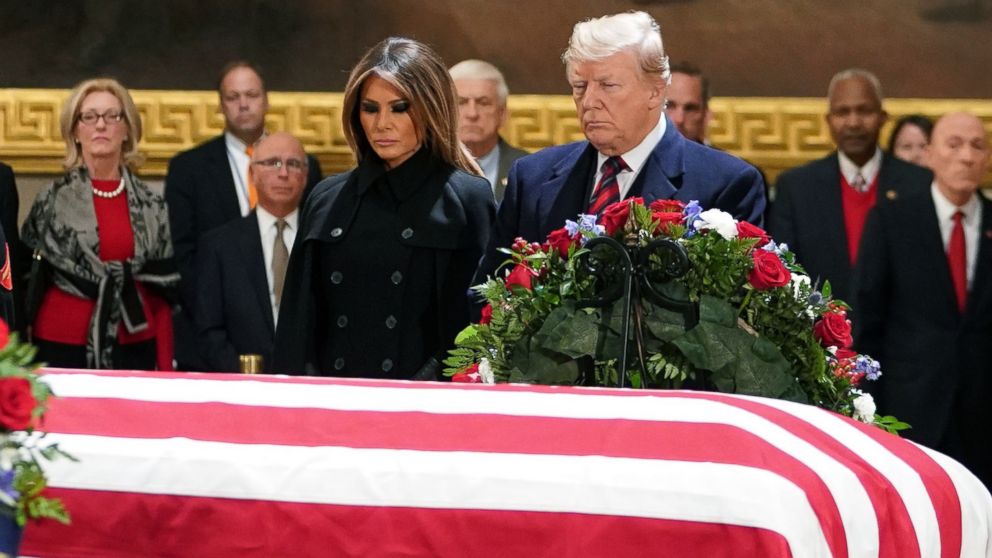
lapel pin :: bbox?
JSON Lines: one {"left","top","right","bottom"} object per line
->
{"left": 885, "top": 190, "right": 898, "bottom": 201}
{"left": 501, "top": 178, "right": 508, "bottom": 187}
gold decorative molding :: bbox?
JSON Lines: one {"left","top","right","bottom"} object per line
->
{"left": 3, "top": 89, "right": 992, "bottom": 184}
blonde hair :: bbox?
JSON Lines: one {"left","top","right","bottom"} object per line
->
{"left": 342, "top": 37, "right": 480, "bottom": 175}
{"left": 562, "top": 11, "right": 670, "bottom": 84}
{"left": 61, "top": 78, "right": 144, "bottom": 170}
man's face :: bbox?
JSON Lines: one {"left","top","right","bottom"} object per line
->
{"left": 249, "top": 132, "right": 307, "bottom": 215}
{"left": 568, "top": 51, "right": 665, "bottom": 156}
{"left": 825, "top": 77, "right": 887, "bottom": 164}
{"left": 926, "top": 113, "right": 990, "bottom": 202}
{"left": 455, "top": 78, "right": 506, "bottom": 156}
{"left": 666, "top": 72, "right": 708, "bottom": 142}
{"left": 220, "top": 66, "right": 268, "bottom": 142}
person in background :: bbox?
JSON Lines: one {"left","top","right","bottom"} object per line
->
{"left": 273, "top": 37, "right": 495, "bottom": 379}
{"left": 768, "top": 69, "right": 931, "bottom": 304}
{"left": 165, "top": 61, "right": 322, "bottom": 370}
{"left": 855, "top": 112, "right": 992, "bottom": 488}
{"left": 888, "top": 114, "right": 934, "bottom": 167}
{"left": 195, "top": 132, "right": 307, "bottom": 372}
{"left": 449, "top": 59, "right": 528, "bottom": 202}
{"left": 665, "top": 61, "right": 711, "bottom": 144}
{"left": 21, "top": 78, "right": 178, "bottom": 369}
{"left": 0, "top": 162, "right": 21, "bottom": 329}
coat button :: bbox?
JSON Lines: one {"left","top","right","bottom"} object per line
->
{"left": 381, "top": 358, "right": 393, "bottom": 372}
{"left": 331, "top": 227, "right": 343, "bottom": 238}
{"left": 337, "top": 315, "right": 348, "bottom": 328}
{"left": 391, "top": 271, "right": 403, "bottom": 285}
{"left": 334, "top": 358, "right": 345, "bottom": 370}
{"left": 401, "top": 227, "right": 413, "bottom": 239}
{"left": 385, "top": 315, "right": 397, "bottom": 329}
{"left": 330, "top": 271, "right": 343, "bottom": 284}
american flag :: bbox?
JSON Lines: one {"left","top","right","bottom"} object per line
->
{"left": 22, "top": 369, "right": 992, "bottom": 557}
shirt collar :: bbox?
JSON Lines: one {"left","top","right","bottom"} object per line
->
{"left": 597, "top": 115, "right": 666, "bottom": 174}
{"left": 225, "top": 131, "right": 267, "bottom": 154}
{"left": 931, "top": 181, "right": 979, "bottom": 224}
{"left": 476, "top": 142, "right": 500, "bottom": 168}
{"left": 255, "top": 204, "right": 299, "bottom": 231}
{"left": 837, "top": 147, "right": 882, "bottom": 185}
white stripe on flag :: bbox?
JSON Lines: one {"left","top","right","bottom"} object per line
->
{"left": 45, "top": 433, "right": 833, "bottom": 557}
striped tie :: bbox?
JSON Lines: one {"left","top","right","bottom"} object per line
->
{"left": 588, "top": 156, "right": 628, "bottom": 215}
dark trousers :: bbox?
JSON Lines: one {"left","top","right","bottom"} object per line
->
{"left": 36, "top": 338, "right": 157, "bottom": 370}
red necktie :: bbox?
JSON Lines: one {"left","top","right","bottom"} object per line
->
{"left": 948, "top": 211, "right": 967, "bottom": 313}
{"left": 588, "top": 156, "right": 628, "bottom": 215}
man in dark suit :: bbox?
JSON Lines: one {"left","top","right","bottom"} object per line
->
{"left": 194, "top": 132, "right": 307, "bottom": 372}
{"left": 450, "top": 59, "right": 528, "bottom": 202}
{"left": 0, "top": 162, "right": 23, "bottom": 329}
{"left": 769, "top": 69, "right": 931, "bottom": 303}
{"left": 165, "top": 61, "right": 322, "bottom": 369}
{"left": 476, "top": 11, "right": 765, "bottom": 281}
{"left": 854, "top": 112, "right": 992, "bottom": 487}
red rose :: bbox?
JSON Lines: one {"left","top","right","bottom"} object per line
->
{"left": 0, "top": 319, "right": 8, "bottom": 350}
{"left": 452, "top": 363, "right": 481, "bottom": 383}
{"left": 545, "top": 227, "right": 579, "bottom": 258}
{"left": 649, "top": 199, "right": 686, "bottom": 213}
{"left": 652, "top": 211, "right": 684, "bottom": 235}
{"left": 0, "top": 377, "right": 36, "bottom": 431}
{"left": 480, "top": 304, "right": 493, "bottom": 325}
{"left": 737, "top": 222, "right": 770, "bottom": 246}
{"left": 834, "top": 348, "right": 857, "bottom": 360}
{"left": 505, "top": 264, "right": 534, "bottom": 291}
{"left": 748, "top": 249, "right": 790, "bottom": 290}
{"left": 814, "top": 312, "right": 853, "bottom": 349}
{"left": 600, "top": 200, "right": 633, "bottom": 235}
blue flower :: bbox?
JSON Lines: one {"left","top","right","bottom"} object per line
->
{"left": 0, "top": 468, "right": 18, "bottom": 505}
{"left": 564, "top": 219, "right": 580, "bottom": 236}
{"left": 808, "top": 291, "right": 823, "bottom": 306}
{"left": 855, "top": 356, "right": 882, "bottom": 381}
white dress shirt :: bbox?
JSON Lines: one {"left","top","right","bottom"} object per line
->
{"left": 594, "top": 116, "right": 667, "bottom": 200}
{"left": 931, "top": 183, "right": 982, "bottom": 288}
{"left": 837, "top": 148, "right": 882, "bottom": 190}
{"left": 225, "top": 132, "right": 253, "bottom": 217}
{"left": 256, "top": 205, "right": 299, "bottom": 325}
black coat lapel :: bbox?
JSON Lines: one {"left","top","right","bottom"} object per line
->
{"left": 965, "top": 196, "right": 992, "bottom": 320}
{"left": 537, "top": 143, "right": 598, "bottom": 238}
{"left": 239, "top": 213, "right": 276, "bottom": 336}
{"left": 209, "top": 136, "right": 246, "bottom": 222}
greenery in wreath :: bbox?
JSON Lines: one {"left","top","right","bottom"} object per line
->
{"left": 446, "top": 197, "right": 907, "bottom": 433}
{"left": 0, "top": 319, "right": 72, "bottom": 527}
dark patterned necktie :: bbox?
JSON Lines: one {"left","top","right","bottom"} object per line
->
{"left": 588, "top": 156, "right": 629, "bottom": 214}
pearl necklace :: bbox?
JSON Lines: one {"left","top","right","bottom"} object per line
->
{"left": 92, "top": 178, "right": 125, "bottom": 199}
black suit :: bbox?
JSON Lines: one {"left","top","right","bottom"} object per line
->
{"left": 854, "top": 190, "right": 992, "bottom": 487}
{"left": 164, "top": 135, "right": 321, "bottom": 368}
{"left": 194, "top": 212, "right": 276, "bottom": 372}
{"left": 769, "top": 151, "right": 932, "bottom": 303}
{"left": 0, "top": 163, "right": 24, "bottom": 330}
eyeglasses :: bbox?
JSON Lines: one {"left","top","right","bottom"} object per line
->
{"left": 252, "top": 157, "right": 308, "bottom": 173}
{"left": 78, "top": 110, "right": 125, "bottom": 126}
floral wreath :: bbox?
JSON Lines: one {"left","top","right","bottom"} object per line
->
{"left": 446, "top": 197, "right": 906, "bottom": 431}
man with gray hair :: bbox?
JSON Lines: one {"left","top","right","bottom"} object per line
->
{"left": 769, "top": 68, "right": 931, "bottom": 303}
{"left": 476, "top": 11, "right": 765, "bottom": 280}
{"left": 450, "top": 59, "right": 528, "bottom": 201}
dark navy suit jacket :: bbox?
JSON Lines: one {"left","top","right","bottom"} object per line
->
{"left": 476, "top": 117, "right": 766, "bottom": 281}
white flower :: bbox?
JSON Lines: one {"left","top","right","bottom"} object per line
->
{"left": 852, "top": 391, "right": 876, "bottom": 424}
{"left": 696, "top": 209, "right": 738, "bottom": 240}
{"left": 478, "top": 358, "right": 495, "bottom": 385}
{"left": 0, "top": 446, "right": 18, "bottom": 471}
{"left": 789, "top": 273, "right": 810, "bottom": 300}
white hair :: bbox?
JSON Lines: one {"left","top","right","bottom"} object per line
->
{"left": 561, "top": 11, "right": 671, "bottom": 84}
{"left": 827, "top": 68, "right": 884, "bottom": 104}
{"left": 449, "top": 59, "right": 510, "bottom": 103}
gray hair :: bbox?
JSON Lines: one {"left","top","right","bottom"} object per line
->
{"left": 449, "top": 59, "right": 509, "bottom": 103}
{"left": 827, "top": 68, "right": 884, "bottom": 103}
{"left": 561, "top": 11, "right": 671, "bottom": 84}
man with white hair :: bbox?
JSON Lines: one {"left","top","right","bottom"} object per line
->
{"left": 476, "top": 11, "right": 765, "bottom": 281}
{"left": 450, "top": 59, "right": 529, "bottom": 202}
{"left": 854, "top": 111, "right": 992, "bottom": 488}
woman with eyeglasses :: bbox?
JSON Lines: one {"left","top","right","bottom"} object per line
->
{"left": 273, "top": 37, "right": 495, "bottom": 379}
{"left": 21, "top": 78, "right": 179, "bottom": 370}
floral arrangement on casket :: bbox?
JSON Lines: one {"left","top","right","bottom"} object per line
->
{"left": 446, "top": 198, "right": 907, "bottom": 432}
{"left": 0, "top": 318, "right": 72, "bottom": 528}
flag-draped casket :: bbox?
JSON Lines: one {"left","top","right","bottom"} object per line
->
{"left": 22, "top": 370, "right": 992, "bottom": 557}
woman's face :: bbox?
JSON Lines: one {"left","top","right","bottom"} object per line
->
{"left": 74, "top": 91, "right": 127, "bottom": 165}
{"left": 893, "top": 123, "right": 929, "bottom": 166}
{"left": 359, "top": 75, "right": 420, "bottom": 169}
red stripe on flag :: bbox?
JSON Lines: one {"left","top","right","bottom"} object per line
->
{"left": 23, "top": 488, "right": 794, "bottom": 558}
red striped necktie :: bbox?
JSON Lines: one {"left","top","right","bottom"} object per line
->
{"left": 588, "top": 156, "right": 629, "bottom": 215}
{"left": 948, "top": 211, "right": 967, "bottom": 313}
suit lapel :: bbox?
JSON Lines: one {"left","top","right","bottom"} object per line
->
{"left": 209, "top": 136, "right": 245, "bottom": 222}
{"left": 535, "top": 142, "right": 597, "bottom": 237}
{"left": 965, "top": 196, "right": 992, "bottom": 320}
{"left": 240, "top": 213, "right": 276, "bottom": 336}
{"left": 913, "top": 192, "right": 961, "bottom": 318}
{"left": 630, "top": 119, "right": 679, "bottom": 203}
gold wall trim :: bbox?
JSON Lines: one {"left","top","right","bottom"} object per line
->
{"left": 3, "top": 89, "right": 991, "bottom": 184}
